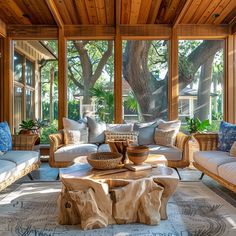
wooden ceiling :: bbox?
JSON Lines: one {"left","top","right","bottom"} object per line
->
{"left": 0, "top": 0, "right": 235, "bottom": 26}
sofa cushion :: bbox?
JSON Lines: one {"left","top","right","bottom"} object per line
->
{"left": 106, "top": 124, "right": 133, "bottom": 132}
{"left": 54, "top": 144, "right": 98, "bottom": 162}
{"left": 218, "top": 162, "right": 236, "bottom": 185}
{"left": 104, "top": 131, "right": 138, "bottom": 144}
{"left": 193, "top": 151, "right": 236, "bottom": 175}
{"left": 154, "top": 128, "right": 176, "bottom": 147}
{"left": 97, "top": 144, "right": 111, "bottom": 152}
{"left": 218, "top": 121, "right": 236, "bottom": 152}
{"left": 87, "top": 117, "right": 106, "bottom": 144}
{"left": 63, "top": 117, "right": 86, "bottom": 130}
{"left": 147, "top": 144, "right": 182, "bottom": 161}
{"left": 134, "top": 121, "right": 159, "bottom": 145}
{"left": 0, "top": 159, "right": 16, "bottom": 183}
{"left": 0, "top": 121, "right": 12, "bottom": 151}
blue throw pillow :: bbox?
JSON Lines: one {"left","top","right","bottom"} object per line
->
{"left": 218, "top": 121, "right": 236, "bottom": 152}
{"left": 0, "top": 121, "right": 12, "bottom": 152}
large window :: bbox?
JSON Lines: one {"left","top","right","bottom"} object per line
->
{"left": 178, "top": 40, "right": 224, "bottom": 130}
{"left": 122, "top": 40, "right": 169, "bottom": 123}
{"left": 67, "top": 40, "right": 114, "bottom": 123}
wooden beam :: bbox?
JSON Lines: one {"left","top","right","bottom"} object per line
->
{"left": 58, "top": 28, "right": 67, "bottom": 129}
{"left": 173, "top": 0, "right": 192, "bottom": 28}
{"left": 45, "top": 0, "right": 64, "bottom": 28}
{"left": 0, "top": 19, "right": 6, "bottom": 37}
{"left": 231, "top": 23, "right": 236, "bottom": 35}
{"left": 7, "top": 25, "right": 58, "bottom": 39}
{"left": 176, "top": 24, "right": 230, "bottom": 38}
{"left": 120, "top": 24, "right": 171, "bottom": 38}
{"left": 169, "top": 28, "right": 179, "bottom": 120}
{"left": 114, "top": 0, "right": 122, "bottom": 123}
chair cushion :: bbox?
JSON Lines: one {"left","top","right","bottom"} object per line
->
{"left": 0, "top": 121, "right": 12, "bottom": 151}
{"left": 147, "top": 144, "right": 182, "bottom": 161}
{"left": 97, "top": 144, "right": 111, "bottom": 152}
{"left": 54, "top": 144, "right": 98, "bottom": 162}
{"left": 218, "top": 121, "right": 236, "bottom": 152}
{"left": 87, "top": 117, "right": 106, "bottom": 144}
{"left": 193, "top": 151, "right": 236, "bottom": 175}
{"left": 106, "top": 124, "right": 133, "bottom": 132}
{"left": 218, "top": 162, "right": 236, "bottom": 185}
{"left": 0, "top": 159, "right": 16, "bottom": 183}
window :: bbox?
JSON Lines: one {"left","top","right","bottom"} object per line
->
{"left": 178, "top": 40, "right": 224, "bottom": 131}
{"left": 13, "top": 50, "right": 35, "bottom": 132}
{"left": 67, "top": 40, "right": 114, "bottom": 123}
{"left": 122, "top": 40, "right": 169, "bottom": 123}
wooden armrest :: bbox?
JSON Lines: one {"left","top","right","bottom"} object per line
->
{"left": 192, "top": 133, "right": 218, "bottom": 151}
{"left": 12, "top": 134, "right": 39, "bottom": 150}
{"left": 175, "top": 132, "right": 190, "bottom": 151}
{"left": 49, "top": 130, "right": 64, "bottom": 152}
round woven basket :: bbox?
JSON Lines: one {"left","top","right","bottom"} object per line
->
{"left": 87, "top": 152, "right": 122, "bottom": 170}
{"left": 127, "top": 145, "right": 149, "bottom": 165}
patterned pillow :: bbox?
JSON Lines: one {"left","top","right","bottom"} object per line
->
{"left": 64, "top": 128, "right": 88, "bottom": 145}
{"left": 218, "top": 121, "right": 236, "bottom": 152}
{"left": 0, "top": 122, "right": 12, "bottom": 152}
{"left": 154, "top": 128, "right": 176, "bottom": 147}
{"left": 104, "top": 131, "right": 138, "bottom": 144}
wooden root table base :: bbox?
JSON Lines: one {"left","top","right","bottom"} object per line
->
{"left": 58, "top": 162, "right": 179, "bottom": 230}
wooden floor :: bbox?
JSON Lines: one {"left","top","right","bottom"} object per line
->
{"left": 1, "top": 161, "right": 236, "bottom": 206}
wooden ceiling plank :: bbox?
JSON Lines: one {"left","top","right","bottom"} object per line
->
{"left": 121, "top": 0, "right": 131, "bottom": 24}
{"left": 213, "top": 2, "right": 236, "bottom": 24}
{"left": 53, "top": 0, "right": 73, "bottom": 25}
{"left": 197, "top": 0, "right": 222, "bottom": 24}
{"left": 163, "top": 0, "right": 182, "bottom": 24}
{"left": 173, "top": 0, "right": 192, "bottom": 27}
{"left": 223, "top": 7, "right": 236, "bottom": 24}
{"left": 105, "top": 0, "right": 114, "bottom": 24}
{"left": 74, "top": 0, "right": 90, "bottom": 24}
{"left": 0, "top": 19, "right": 6, "bottom": 37}
{"left": 129, "top": 0, "right": 142, "bottom": 24}
{"left": 137, "top": 0, "right": 152, "bottom": 24}
{"left": 63, "top": 0, "right": 80, "bottom": 24}
{"left": 205, "top": 0, "right": 231, "bottom": 24}
{"left": 95, "top": 0, "right": 107, "bottom": 24}
{"left": 85, "top": 0, "right": 99, "bottom": 24}
{"left": 147, "top": 0, "right": 162, "bottom": 24}
{"left": 180, "top": 0, "right": 201, "bottom": 23}
{"left": 46, "top": 0, "right": 64, "bottom": 28}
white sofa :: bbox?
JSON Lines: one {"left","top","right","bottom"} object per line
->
{"left": 193, "top": 133, "right": 236, "bottom": 193}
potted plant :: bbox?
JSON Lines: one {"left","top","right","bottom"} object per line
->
{"left": 185, "top": 117, "right": 210, "bottom": 134}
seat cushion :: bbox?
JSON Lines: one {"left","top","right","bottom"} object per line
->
{"left": 193, "top": 151, "right": 236, "bottom": 175}
{"left": 54, "top": 144, "right": 98, "bottom": 162}
{"left": 147, "top": 145, "right": 182, "bottom": 161}
{"left": 97, "top": 144, "right": 111, "bottom": 152}
{"left": 0, "top": 159, "right": 16, "bottom": 183}
{"left": 218, "top": 162, "right": 236, "bottom": 185}
{"left": 0, "top": 151, "right": 39, "bottom": 172}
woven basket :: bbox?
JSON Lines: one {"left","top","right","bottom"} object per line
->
{"left": 127, "top": 145, "right": 149, "bottom": 165}
{"left": 87, "top": 152, "right": 122, "bottom": 170}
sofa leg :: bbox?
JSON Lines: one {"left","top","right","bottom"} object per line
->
{"left": 27, "top": 173, "right": 34, "bottom": 180}
{"left": 173, "top": 167, "right": 181, "bottom": 180}
{"left": 199, "top": 172, "right": 205, "bottom": 180}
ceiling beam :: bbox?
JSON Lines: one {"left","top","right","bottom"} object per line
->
{"left": 232, "top": 23, "right": 236, "bottom": 35}
{"left": 45, "top": 0, "right": 64, "bottom": 28}
{"left": 0, "top": 19, "right": 6, "bottom": 37}
{"left": 173, "top": 0, "right": 192, "bottom": 28}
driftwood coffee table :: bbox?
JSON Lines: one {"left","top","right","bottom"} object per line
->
{"left": 58, "top": 157, "right": 179, "bottom": 230}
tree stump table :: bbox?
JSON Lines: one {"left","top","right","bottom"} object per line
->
{"left": 58, "top": 158, "right": 179, "bottom": 230}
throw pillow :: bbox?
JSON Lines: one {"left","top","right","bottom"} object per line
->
{"left": 0, "top": 121, "right": 12, "bottom": 152}
{"left": 63, "top": 117, "right": 86, "bottom": 130}
{"left": 158, "top": 119, "right": 181, "bottom": 132}
{"left": 64, "top": 129, "right": 81, "bottom": 145}
{"left": 134, "top": 120, "right": 160, "bottom": 145}
{"left": 230, "top": 141, "right": 236, "bottom": 157}
{"left": 218, "top": 121, "right": 236, "bottom": 152}
{"left": 154, "top": 128, "right": 176, "bottom": 147}
{"left": 106, "top": 123, "right": 133, "bottom": 132}
{"left": 86, "top": 117, "right": 106, "bottom": 144}
{"left": 104, "top": 131, "right": 138, "bottom": 144}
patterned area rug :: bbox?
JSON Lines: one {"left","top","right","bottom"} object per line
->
{"left": 0, "top": 181, "right": 236, "bottom": 236}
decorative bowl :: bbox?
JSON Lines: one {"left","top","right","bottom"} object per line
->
{"left": 127, "top": 145, "right": 149, "bottom": 165}
{"left": 87, "top": 152, "right": 123, "bottom": 170}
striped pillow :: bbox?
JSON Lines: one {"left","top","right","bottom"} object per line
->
{"left": 104, "top": 131, "right": 138, "bottom": 144}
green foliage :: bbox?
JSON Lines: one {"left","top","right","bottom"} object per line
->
{"left": 125, "top": 92, "right": 139, "bottom": 112}
{"left": 185, "top": 117, "right": 210, "bottom": 134}
{"left": 40, "top": 120, "right": 58, "bottom": 144}
{"left": 19, "top": 119, "right": 36, "bottom": 130}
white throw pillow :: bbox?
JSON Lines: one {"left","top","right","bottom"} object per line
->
{"left": 106, "top": 124, "right": 133, "bottom": 132}
{"left": 63, "top": 117, "right": 86, "bottom": 130}
{"left": 64, "top": 129, "right": 81, "bottom": 145}
{"left": 158, "top": 119, "right": 181, "bottom": 131}
{"left": 230, "top": 141, "right": 236, "bottom": 157}
{"left": 154, "top": 128, "right": 176, "bottom": 147}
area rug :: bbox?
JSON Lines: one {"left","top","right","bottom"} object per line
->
{"left": 0, "top": 182, "right": 236, "bottom": 236}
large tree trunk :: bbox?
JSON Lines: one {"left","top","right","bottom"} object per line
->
{"left": 194, "top": 56, "right": 214, "bottom": 120}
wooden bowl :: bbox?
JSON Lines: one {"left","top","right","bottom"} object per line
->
{"left": 127, "top": 146, "right": 149, "bottom": 165}
{"left": 87, "top": 152, "right": 122, "bottom": 170}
